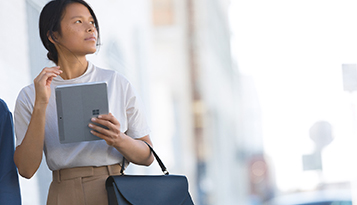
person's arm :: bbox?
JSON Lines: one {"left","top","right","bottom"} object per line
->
{"left": 14, "top": 103, "right": 47, "bottom": 179}
{"left": 14, "top": 66, "right": 62, "bottom": 179}
{"left": 89, "top": 113, "right": 154, "bottom": 166}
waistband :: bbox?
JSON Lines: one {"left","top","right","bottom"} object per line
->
{"left": 52, "top": 164, "right": 122, "bottom": 182}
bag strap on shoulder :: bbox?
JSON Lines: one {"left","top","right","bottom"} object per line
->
{"left": 120, "top": 141, "right": 169, "bottom": 175}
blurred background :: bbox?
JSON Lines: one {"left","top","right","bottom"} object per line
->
{"left": 1, "top": 0, "right": 357, "bottom": 204}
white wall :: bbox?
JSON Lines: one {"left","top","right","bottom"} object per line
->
{"left": 0, "top": 0, "right": 31, "bottom": 111}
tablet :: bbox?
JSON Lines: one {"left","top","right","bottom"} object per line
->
{"left": 55, "top": 82, "right": 109, "bottom": 144}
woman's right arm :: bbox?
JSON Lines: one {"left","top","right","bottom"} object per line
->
{"left": 14, "top": 66, "right": 61, "bottom": 179}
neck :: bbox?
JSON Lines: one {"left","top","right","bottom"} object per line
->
{"left": 57, "top": 56, "right": 88, "bottom": 80}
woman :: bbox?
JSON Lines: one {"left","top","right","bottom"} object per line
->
{"left": 14, "top": 0, "right": 154, "bottom": 204}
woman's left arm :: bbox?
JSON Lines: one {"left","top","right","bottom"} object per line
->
{"left": 89, "top": 113, "right": 154, "bottom": 166}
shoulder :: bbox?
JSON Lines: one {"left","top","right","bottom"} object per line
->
{"left": 14, "top": 84, "right": 35, "bottom": 112}
{"left": 0, "top": 98, "right": 10, "bottom": 118}
{"left": 16, "top": 84, "right": 35, "bottom": 102}
{"left": 92, "top": 64, "right": 131, "bottom": 85}
{"left": 0, "top": 98, "right": 9, "bottom": 111}
{"left": 0, "top": 99, "right": 12, "bottom": 129}
{"left": 92, "top": 64, "right": 116, "bottom": 76}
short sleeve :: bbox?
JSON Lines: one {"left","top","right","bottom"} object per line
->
{"left": 124, "top": 82, "right": 151, "bottom": 139}
{"left": 14, "top": 86, "right": 35, "bottom": 147}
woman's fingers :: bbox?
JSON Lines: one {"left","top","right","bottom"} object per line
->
{"left": 37, "top": 72, "right": 57, "bottom": 84}
{"left": 98, "top": 113, "right": 120, "bottom": 125}
{"left": 91, "top": 114, "right": 120, "bottom": 131}
{"left": 34, "top": 66, "right": 62, "bottom": 105}
{"left": 35, "top": 66, "right": 61, "bottom": 85}
{"left": 35, "top": 66, "right": 61, "bottom": 81}
{"left": 90, "top": 129, "right": 115, "bottom": 146}
{"left": 89, "top": 123, "right": 117, "bottom": 146}
{"left": 88, "top": 123, "right": 112, "bottom": 136}
{"left": 88, "top": 113, "right": 122, "bottom": 146}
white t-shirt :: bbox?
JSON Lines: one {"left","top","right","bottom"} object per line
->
{"left": 14, "top": 62, "right": 150, "bottom": 171}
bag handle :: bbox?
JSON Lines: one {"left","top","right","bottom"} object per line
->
{"left": 120, "top": 141, "right": 169, "bottom": 175}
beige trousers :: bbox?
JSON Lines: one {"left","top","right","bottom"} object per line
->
{"left": 47, "top": 164, "right": 121, "bottom": 205}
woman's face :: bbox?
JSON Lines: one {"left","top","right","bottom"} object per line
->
{"left": 54, "top": 2, "right": 98, "bottom": 56}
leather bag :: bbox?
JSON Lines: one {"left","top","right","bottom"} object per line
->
{"left": 106, "top": 142, "right": 194, "bottom": 205}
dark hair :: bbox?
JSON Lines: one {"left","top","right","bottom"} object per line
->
{"left": 39, "top": 0, "right": 100, "bottom": 64}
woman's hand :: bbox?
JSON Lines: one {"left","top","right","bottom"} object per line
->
{"left": 34, "top": 66, "right": 62, "bottom": 105}
{"left": 89, "top": 113, "right": 154, "bottom": 166}
{"left": 89, "top": 113, "right": 124, "bottom": 147}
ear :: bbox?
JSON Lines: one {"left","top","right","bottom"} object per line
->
{"left": 47, "top": 31, "right": 59, "bottom": 44}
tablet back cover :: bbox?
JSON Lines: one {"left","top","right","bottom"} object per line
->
{"left": 55, "top": 82, "right": 108, "bottom": 144}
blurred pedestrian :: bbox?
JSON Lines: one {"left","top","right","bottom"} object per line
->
{"left": 0, "top": 98, "right": 21, "bottom": 205}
